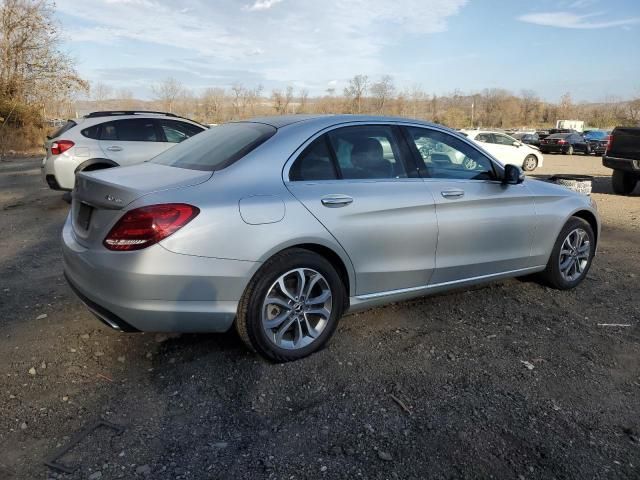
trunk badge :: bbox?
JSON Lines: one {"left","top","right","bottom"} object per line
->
{"left": 105, "top": 194, "right": 123, "bottom": 204}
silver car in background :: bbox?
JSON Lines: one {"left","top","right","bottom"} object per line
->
{"left": 63, "top": 115, "right": 600, "bottom": 362}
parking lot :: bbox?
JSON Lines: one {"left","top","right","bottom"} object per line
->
{"left": 1, "top": 155, "right": 638, "bottom": 479}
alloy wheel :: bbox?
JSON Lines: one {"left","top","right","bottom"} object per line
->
{"left": 261, "top": 268, "right": 332, "bottom": 350}
{"left": 558, "top": 228, "right": 591, "bottom": 282}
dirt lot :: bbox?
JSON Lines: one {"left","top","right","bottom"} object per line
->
{"left": 1, "top": 155, "right": 638, "bottom": 480}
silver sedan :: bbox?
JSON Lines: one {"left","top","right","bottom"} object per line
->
{"left": 63, "top": 115, "right": 600, "bottom": 361}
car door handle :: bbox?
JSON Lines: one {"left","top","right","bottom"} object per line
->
{"left": 106, "top": 146, "right": 123, "bottom": 152}
{"left": 441, "top": 189, "right": 465, "bottom": 199}
{"left": 321, "top": 195, "right": 353, "bottom": 207}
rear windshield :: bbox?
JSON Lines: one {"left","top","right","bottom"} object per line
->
{"left": 585, "top": 131, "right": 607, "bottom": 139}
{"left": 49, "top": 120, "right": 77, "bottom": 139}
{"left": 547, "top": 133, "right": 570, "bottom": 139}
{"left": 151, "top": 122, "right": 276, "bottom": 171}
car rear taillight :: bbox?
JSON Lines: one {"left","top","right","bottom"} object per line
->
{"left": 104, "top": 203, "right": 199, "bottom": 251}
{"left": 51, "top": 140, "right": 74, "bottom": 155}
{"left": 558, "top": 139, "right": 567, "bottom": 144}
{"left": 605, "top": 134, "right": 613, "bottom": 153}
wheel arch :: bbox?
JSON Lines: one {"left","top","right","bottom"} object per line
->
{"left": 255, "top": 241, "right": 355, "bottom": 299}
{"left": 74, "top": 158, "right": 119, "bottom": 174}
{"left": 571, "top": 209, "right": 599, "bottom": 248}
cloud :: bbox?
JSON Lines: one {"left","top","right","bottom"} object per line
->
{"left": 55, "top": 0, "right": 468, "bottom": 92}
{"left": 519, "top": 11, "right": 640, "bottom": 29}
{"left": 245, "top": 0, "right": 283, "bottom": 11}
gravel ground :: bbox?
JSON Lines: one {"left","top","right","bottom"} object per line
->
{"left": 0, "top": 155, "right": 639, "bottom": 480}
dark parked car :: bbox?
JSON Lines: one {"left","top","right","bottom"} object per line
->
{"left": 513, "top": 132, "right": 540, "bottom": 147}
{"left": 603, "top": 127, "right": 640, "bottom": 195}
{"left": 540, "top": 133, "right": 590, "bottom": 155}
{"left": 583, "top": 130, "right": 609, "bottom": 156}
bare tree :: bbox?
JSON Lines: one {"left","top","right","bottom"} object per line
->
{"left": 116, "top": 88, "right": 135, "bottom": 110}
{"left": 231, "top": 82, "right": 245, "bottom": 118}
{"left": 92, "top": 82, "right": 113, "bottom": 110}
{"left": 297, "top": 88, "right": 309, "bottom": 113}
{"left": 344, "top": 75, "right": 368, "bottom": 114}
{"left": 370, "top": 75, "right": 395, "bottom": 114}
{"left": 271, "top": 85, "right": 294, "bottom": 114}
{"left": 520, "top": 89, "right": 541, "bottom": 126}
{"left": 0, "top": 0, "right": 86, "bottom": 157}
{"left": 152, "top": 77, "right": 183, "bottom": 113}
{"left": 558, "top": 92, "right": 574, "bottom": 119}
{"left": 201, "top": 87, "right": 226, "bottom": 123}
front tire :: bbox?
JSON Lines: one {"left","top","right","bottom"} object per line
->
{"left": 611, "top": 170, "right": 638, "bottom": 195}
{"left": 540, "top": 217, "right": 594, "bottom": 290}
{"left": 236, "top": 248, "right": 346, "bottom": 362}
{"left": 522, "top": 154, "right": 538, "bottom": 171}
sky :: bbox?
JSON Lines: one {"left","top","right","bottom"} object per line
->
{"left": 56, "top": 0, "right": 640, "bottom": 102}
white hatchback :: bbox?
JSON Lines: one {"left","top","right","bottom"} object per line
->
{"left": 461, "top": 130, "right": 544, "bottom": 172}
{"left": 42, "top": 111, "right": 207, "bottom": 191}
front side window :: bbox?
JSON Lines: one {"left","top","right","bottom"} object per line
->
{"left": 494, "top": 134, "right": 517, "bottom": 146}
{"left": 406, "top": 127, "right": 496, "bottom": 181}
{"left": 151, "top": 122, "right": 276, "bottom": 171}
{"left": 327, "top": 125, "right": 408, "bottom": 179}
{"left": 475, "top": 133, "right": 493, "bottom": 143}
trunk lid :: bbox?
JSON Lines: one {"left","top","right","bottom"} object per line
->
{"left": 71, "top": 163, "right": 212, "bottom": 248}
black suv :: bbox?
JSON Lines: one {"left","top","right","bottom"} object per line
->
{"left": 603, "top": 127, "right": 640, "bottom": 195}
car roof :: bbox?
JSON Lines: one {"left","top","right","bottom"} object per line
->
{"left": 240, "top": 114, "right": 448, "bottom": 131}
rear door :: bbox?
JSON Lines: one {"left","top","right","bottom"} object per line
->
{"left": 98, "top": 118, "right": 167, "bottom": 166}
{"left": 286, "top": 124, "right": 438, "bottom": 296}
{"left": 403, "top": 126, "right": 536, "bottom": 284}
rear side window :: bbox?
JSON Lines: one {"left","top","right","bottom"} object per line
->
{"left": 290, "top": 125, "right": 409, "bottom": 181}
{"left": 159, "top": 119, "right": 205, "bottom": 143}
{"left": 328, "top": 125, "right": 408, "bottom": 179}
{"left": 113, "top": 119, "right": 158, "bottom": 142}
{"left": 82, "top": 119, "right": 160, "bottom": 141}
{"left": 290, "top": 137, "right": 338, "bottom": 181}
{"left": 151, "top": 122, "right": 276, "bottom": 171}
{"left": 81, "top": 124, "right": 100, "bottom": 139}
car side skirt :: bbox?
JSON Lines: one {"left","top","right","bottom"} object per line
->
{"left": 347, "top": 265, "right": 546, "bottom": 313}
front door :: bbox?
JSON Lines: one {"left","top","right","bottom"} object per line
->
{"left": 286, "top": 124, "right": 439, "bottom": 296}
{"left": 404, "top": 126, "right": 536, "bottom": 285}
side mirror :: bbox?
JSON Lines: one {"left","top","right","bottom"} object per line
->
{"left": 512, "top": 141, "right": 521, "bottom": 147}
{"left": 502, "top": 164, "right": 525, "bottom": 185}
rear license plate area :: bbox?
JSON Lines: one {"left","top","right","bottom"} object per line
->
{"left": 77, "top": 202, "right": 94, "bottom": 231}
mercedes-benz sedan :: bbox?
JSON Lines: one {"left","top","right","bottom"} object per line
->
{"left": 63, "top": 115, "right": 600, "bottom": 362}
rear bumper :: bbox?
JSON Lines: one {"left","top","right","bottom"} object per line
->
{"left": 42, "top": 154, "right": 78, "bottom": 191}
{"left": 62, "top": 215, "right": 259, "bottom": 333}
{"left": 603, "top": 156, "right": 640, "bottom": 174}
{"left": 539, "top": 145, "right": 567, "bottom": 153}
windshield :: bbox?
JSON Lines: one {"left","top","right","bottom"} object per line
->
{"left": 151, "top": 122, "right": 276, "bottom": 171}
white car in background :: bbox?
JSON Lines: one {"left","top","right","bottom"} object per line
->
{"left": 42, "top": 111, "right": 207, "bottom": 192}
{"left": 461, "top": 130, "right": 544, "bottom": 172}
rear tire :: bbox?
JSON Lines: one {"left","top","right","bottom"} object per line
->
{"left": 540, "top": 217, "right": 595, "bottom": 290}
{"left": 522, "top": 154, "right": 538, "bottom": 171}
{"left": 611, "top": 170, "right": 638, "bottom": 195}
{"left": 235, "top": 248, "right": 346, "bottom": 362}
{"left": 567, "top": 145, "right": 574, "bottom": 155}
